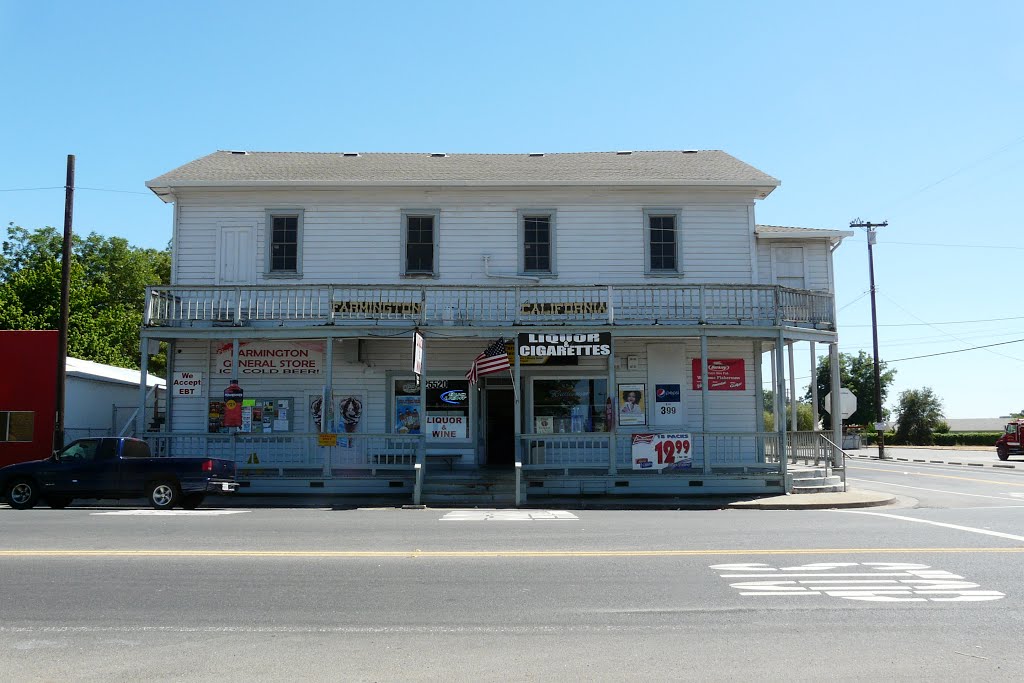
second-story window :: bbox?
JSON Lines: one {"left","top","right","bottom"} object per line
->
{"left": 645, "top": 210, "right": 680, "bottom": 274}
{"left": 403, "top": 211, "right": 439, "bottom": 276}
{"left": 266, "top": 209, "right": 304, "bottom": 276}
{"left": 520, "top": 211, "right": 555, "bottom": 275}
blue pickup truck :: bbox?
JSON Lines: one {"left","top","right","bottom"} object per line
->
{"left": 0, "top": 437, "right": 237, "bottom": 510}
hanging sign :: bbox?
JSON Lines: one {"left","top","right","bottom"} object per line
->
{"left": 172, "top": 371, "right": 203, "bottom": 397}
{"left": 631, "top": 433, "right": 693, "bottom": 470}
{"left": 413, "top": 330, "right": 424, "bottom": 377}
{"left": 223, "top": 381, "right": 244, "bottom": 428}
{"left": 692, "top": 359, "right": 746, "bottom": 391}
{"left": 516, "top": 332, "right": 611, "bottom": 358}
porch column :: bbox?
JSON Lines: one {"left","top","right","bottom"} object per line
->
{"left": 700, "top": 332, "right": 711, "bottom": 475}
{"left": 418, "top": 333, "right": 427, "bottom": 467}
{"left": 770, "top": 345, "right": 780, "bottom": 428}
{"left": 754, "top": 341, "right": 763, "bottom": 461}
{"left": 809, "top": 341, "right": 818, "bottom": 429}
{"left": 607, "top": 334, "right": 616, "bottom": 475}
{"left": 136, "top": 335, "right": 150, "bottom": 437}
{"left": 231, "top": 339, "right": 240, "bottom": 382}
{"left": 323, "top": 336, "right": 333, "bottom": 477}
{"left": 166, "top": 340, "right": 176, "bottom": 434}
{"left": 514, "top": 336, "right": 522, "bottom": 467}
{"left": 788, "top": 342, "right": 797, "bottom": 432}
{"left": 776, "top": 330, "right": 788, "bottom": 484}
{"left": 830, "top": 342, "right": 842, "bottom": 449}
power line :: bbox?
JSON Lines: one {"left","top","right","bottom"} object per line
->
{"left": 844, "top": 315, "right": 1024, "bottom": 327}
{"left": 876, "top": 240, "right": 1024, "bottom": 251}
{"left": 886, "top": 337, "right": 1024, "bottom": 362}
{"left": 0, "top": 186, "right": 150, "bottom": 195}
{"left": 0, "top": 186, "right": 63, "bottom": 192}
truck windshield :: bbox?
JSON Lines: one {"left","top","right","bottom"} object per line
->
{"left": 1008, "top": 424, "right": 1018, "bottom": 435}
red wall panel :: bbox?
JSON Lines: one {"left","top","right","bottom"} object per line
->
{"left": 0, "top": 331, "right": 58, "bottom": 466}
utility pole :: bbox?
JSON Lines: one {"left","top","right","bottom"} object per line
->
{"left": 850, "top": 218, "right": 888, "bottom": 460}
{"left": 54, "top": 155, "right": 75, "bottom": 451}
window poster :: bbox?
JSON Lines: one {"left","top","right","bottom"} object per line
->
{"left": 395, "top": 395, "right": 421, "bottom": 434}
{"left": 208, "top": 397, "right": 293, "bottom": 434}
{"left": 618, "top": 383, "right": 646, "bottom": 426}
{"left": 337, "top": 394, "right": 364, "bottom": 447}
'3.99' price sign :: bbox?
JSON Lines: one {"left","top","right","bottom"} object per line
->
{"left": 631, "top": 433, "right": 693, "bottom": 470}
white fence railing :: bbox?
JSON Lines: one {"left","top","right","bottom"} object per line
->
{"left": 146, "top": 284, "right": 835, "bottom": 328}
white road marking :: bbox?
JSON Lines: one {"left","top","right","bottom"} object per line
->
{"left": 90, "top": 510, "right": 250, "bottom": 516}
{"left": 712, "top": 561, "right": 1004, "bottom": 602}
{"left": 847, "top": 477, "right": 1024, "bottom": 502}
{"left": 842, "top": 510, "right": 1024, "bottom": 542}
{"left": 440, "top": 510, "right": 578, "bottom": 521}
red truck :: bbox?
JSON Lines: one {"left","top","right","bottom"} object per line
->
{"left": 994, "top": 419, "right": 1024, "bottom": 461}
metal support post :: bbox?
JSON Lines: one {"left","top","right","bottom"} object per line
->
{"left": 136, "top": 336, "right": 150, "bottom": 437}
{"left": 700, "top": 333, "right": 711, "bottom": 475}
{"left": 607, "top": 334, "right": 617, "bottom": 474}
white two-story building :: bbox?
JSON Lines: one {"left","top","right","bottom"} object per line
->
{"left": 141, "top": 150, "right": 852, "bottom": 502}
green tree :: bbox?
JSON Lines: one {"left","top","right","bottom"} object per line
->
{"left": 764, "top": 401, "right": 815, "bottom": 431}
{"left": 0, "top": 224, "right": 171, "bottom": 374}
{"left": 893, "top": 388, "right": 945, "bottom": 445}
{"left": 807, "top": 351, "right": 896, "bottom": 430}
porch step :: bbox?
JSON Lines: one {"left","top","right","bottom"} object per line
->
{"left": 421, "top": 468, "right": 517, "bottom": 506}
{"left": 790, "top": 473, "right": 844, "bottom": 494}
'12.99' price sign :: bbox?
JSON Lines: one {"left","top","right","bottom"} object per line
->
{"left": 631, "top": 433, "right": 692, "bottom": 470}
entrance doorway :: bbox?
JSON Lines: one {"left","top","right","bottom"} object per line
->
{"left": 485, "top": 388, "right": 515, "bottom": 467}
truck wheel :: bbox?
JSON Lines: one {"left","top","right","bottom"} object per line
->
{"left": 180, "top": 493, "right": 205, "bottom": 510}
{"left": 47, "top": 496, "right": 73, "bottom": 509}
{"left": 6, "top": 478, "right": 40, "bottom": 510}
{"left": 998, "top": 446, "right": 1009, "bottom": 461}
{"left": 148, "top": 480, "right": 180, "bottom": 509}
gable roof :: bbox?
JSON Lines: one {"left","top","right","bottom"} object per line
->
{"left": 147, "top": 150, "right": 780, "bottom": 201}
{"left": 66, "top": 357, "right": 165, "bottom": 388}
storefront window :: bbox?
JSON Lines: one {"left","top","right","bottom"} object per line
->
{"left": 532, "top": 378, "right": 608, "bottom": 434}
{"left": 394, "top": 378, "right": 471, "bottom": 441}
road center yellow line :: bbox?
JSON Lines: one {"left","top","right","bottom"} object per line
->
{"left": 850, "top": 464, "right": 1024, "bottom": 487}
{"left": 0, "top": 548, "right": 1021, "bottom": 558}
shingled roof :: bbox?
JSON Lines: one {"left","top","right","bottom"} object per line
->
{"left": 147, "top": 150, "right": 780, "bottom": 200}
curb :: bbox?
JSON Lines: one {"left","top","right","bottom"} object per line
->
{"left": 847, "top": 453, "right": 1017, "bottom": 469}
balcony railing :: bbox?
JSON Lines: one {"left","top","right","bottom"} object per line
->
{"left": 145, "top": 284, "right": 835, "bottom": 328}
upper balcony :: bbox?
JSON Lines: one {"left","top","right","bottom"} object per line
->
{"left": 144, "top": 284, "right": 836, "bottom": 331}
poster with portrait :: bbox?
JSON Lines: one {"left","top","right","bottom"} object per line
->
{"left": 337, "top": 394, "right": 364, "bottom": 447}
{"left": 617, "top": 383, "right": 646, "bottom": 426}
{"left": 395, "top": 395, "right": 421, "bottom": 434}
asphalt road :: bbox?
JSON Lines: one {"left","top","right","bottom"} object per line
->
{"left": 2, "top": 463, "right": 1024, "bottom": 682}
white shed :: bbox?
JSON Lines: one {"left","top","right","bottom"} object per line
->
{"left": 64, "top": 357, "right": 165, "bottom": 442}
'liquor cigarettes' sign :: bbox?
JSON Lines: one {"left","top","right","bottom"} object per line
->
{"left": 517, "top": 332, "right": 611, "bottom": 357}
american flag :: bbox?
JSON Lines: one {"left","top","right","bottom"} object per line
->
{"left": 466, "top": 337, "right": 511, "bottom": 384}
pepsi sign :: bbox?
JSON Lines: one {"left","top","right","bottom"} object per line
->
{"left": 655, "top": 384, "right": 681, "bottom": 402}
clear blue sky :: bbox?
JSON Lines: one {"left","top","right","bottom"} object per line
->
{"left": 2, "top": 1, "right": 1022, "bottom": 419}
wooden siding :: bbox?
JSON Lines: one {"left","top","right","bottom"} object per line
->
{"left": 172, "top": 188, "right": 758, "bottom": 286}
{"left": 757, "top": 240, "right": 832, "bottom": 291}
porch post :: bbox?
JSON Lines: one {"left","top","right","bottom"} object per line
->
{"left": 607, "top": 333, "right": 616, "bottom": 475}
{"left": 830, "top": 342, "right": 842, "bottom": 450}
{"left": 231, "top": 339, "right": 240, "bottom": 381}
{"left": 136, "top": 335, "right": 150, "bottom": 437}
{"left": 700, "top": 332, "right": 711, "bottom": 475}
{"left": 323, "top": 336, "right": 333, "bottom": 477}
{"left": 809, "top": 341, "right": 818, "bottom": 430}
{"left": 418, "top": 333, "right": 427, "bottom": 469}
{"left": 788, "top": 341, "right": 797, "bottom": 432}
{"left": 166, "top": 340, "right": 176, "bottom": 434}
{"left": 754, "top": 341, "right": 763, "bottom": 461}
{"left": 514, "top": 336, "right": 522, "bottom": 467}
{"left": 776, "top": 330, "right": 788, "bottom": 485}
{"left": 770, "top": 345, "right": 780, "bottom": 428}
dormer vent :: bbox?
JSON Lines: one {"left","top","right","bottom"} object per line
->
{"left": 616, "top": 150, "right": 633, "bottom": 155}
{"left": 342, "top": 152, "right": 360, "bottom": 157}
{"left": 429, "top": 153, "right": 448, "bottom": 158}
{"left": 228, "top": 150, "right": 248, "bottom": 155}
{"left": 528, "top": 152, "right": 545, "bottom": 157}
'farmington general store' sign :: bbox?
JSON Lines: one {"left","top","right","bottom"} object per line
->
{"left": 517, "top": 332, "right": 611, "bottom": 357}
{"left": 333, "top": 301, "right": 422, "bottom": 315}
{"left": 216, "top": 341, "right": 324, "bottom": 375}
